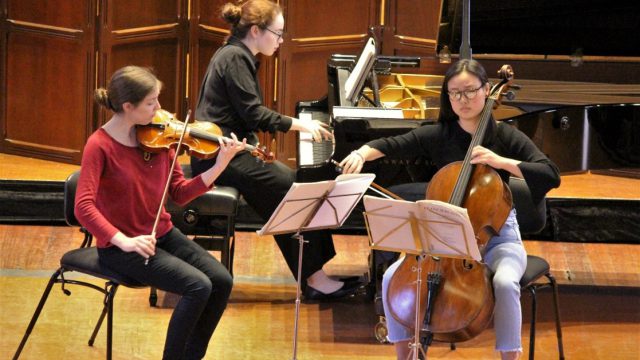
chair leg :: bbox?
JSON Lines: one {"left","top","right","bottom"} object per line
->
{"left": 228, "top": 233, "right": 235, "bottom": 276}
{"left": 222, "top": 217, "right": 236, "bottom": 276}
{"left": 547, "top": 273, "right": 565, "bottom": 360}
{"left": 107, "top": 283, "right": 118, "bottom": 360}
{"left": 13, "top": 269, "right": 62, "bottom": 360}
{"left": 149, "top": 287, "right": 158, "bottom": 307}
{"left": 87, "top": 282, "right": 118, "bottom": 360}
{"left": 220, "top": 233, "right": 230, "bottom": 274}
{"left": 528, "top": 286, "right": 537, "bottom": 360}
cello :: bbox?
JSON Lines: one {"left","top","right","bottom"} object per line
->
{"left": 386, "top": 65, "right": 515, "bottom": 345}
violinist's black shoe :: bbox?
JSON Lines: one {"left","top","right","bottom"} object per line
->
{"left": 303, "top": 280, "right": 363, "bottom": 301}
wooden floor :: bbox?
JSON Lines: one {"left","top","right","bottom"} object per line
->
{"left": 1, "top": 153, "right": 639, "bottom": 359}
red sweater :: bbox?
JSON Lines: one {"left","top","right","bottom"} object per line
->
{"left": 74, "top": 129, "right": 210, "bottom": 248}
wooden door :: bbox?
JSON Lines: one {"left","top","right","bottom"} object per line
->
{"left": 0, "top": 0, "right": 96, "bottom": 163}
{"left": 96, "top": 0, "right": 189, "bottom": 124}
{"left": 188, "top": 0, "right": 227, "bottom": 112}
{"left": 382, "top": 0, "right": 448, "bottom": 74}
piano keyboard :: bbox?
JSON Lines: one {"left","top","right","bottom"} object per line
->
{"left": 297, "top": 110, "right": 334, "bottom": 166}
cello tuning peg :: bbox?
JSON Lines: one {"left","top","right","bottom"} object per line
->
{"left": 503, "top": 90, "right": 516, "bottom": 101}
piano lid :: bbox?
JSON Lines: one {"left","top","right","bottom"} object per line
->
{"left": 505, "top": 103, "right": 640, "bottom": 175}
{"left": 437, "top": 0, "right": 640, "bottom": 57}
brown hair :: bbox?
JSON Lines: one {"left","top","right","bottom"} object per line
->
{"left": 221, "top": 0, "right": 282, "bottom": 39}
{"left": 94, "top": 66, "right": 162, "bottom": 113}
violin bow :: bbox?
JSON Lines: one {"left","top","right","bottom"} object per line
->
{"left": 145, "top": 110, "right": 191, "bottom": 265}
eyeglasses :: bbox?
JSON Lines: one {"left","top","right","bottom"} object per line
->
{"left": 448, "top": 85, "right": 484, "bottom": 102}
{"left": 264, "top": 27, "right": 283, "bottom": 40}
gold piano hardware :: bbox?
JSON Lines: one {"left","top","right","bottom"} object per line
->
{"left": 360, "top": 73, "right": 444, "bottom": 119}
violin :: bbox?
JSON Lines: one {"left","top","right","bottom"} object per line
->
{"left": 136, "top": 109, "right": 274, "bottom": 162}
{"left": 386, "top": 65, "right": 516, "bottom": 344}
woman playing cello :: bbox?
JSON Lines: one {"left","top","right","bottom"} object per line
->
{"left": 340, "top": 59, "right": 561, "bottom": 359}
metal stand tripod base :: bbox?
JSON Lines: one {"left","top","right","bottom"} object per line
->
{"left": 291, "top": 232, "right": 306, "bottom": 360}
{"left": 406, "top": 255, "right": 425, "bottom": 360}
{"left": 406, "top": 256, "right": 441, "bottom": 360}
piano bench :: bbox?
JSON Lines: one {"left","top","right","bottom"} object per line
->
{"left": 147, "top": 186, "right": 240, "bottom": 307}
{"left": 166, "top": 185, "right": 240, "bottom": 275}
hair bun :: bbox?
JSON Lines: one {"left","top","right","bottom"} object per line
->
{"left": 94, "top": 88, "right": 114, "bottom": 111}
{"left": 221, "top": 3, "right": 242, "bottom": 25}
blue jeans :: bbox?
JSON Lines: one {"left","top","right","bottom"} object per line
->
{"left": 98, "top": 227, "right": 233, "bottom": 359}
{"left": 382, "top": 209, "right": 527, "bottom": 352}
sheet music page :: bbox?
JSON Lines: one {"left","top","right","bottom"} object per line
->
{"left": 257, "top": 180, "right": 336, "bottom": 236}
{"left": 363, "top": 196, "right": 426, "bottom": 254}
{"left": 344, "top": 38, "right": 376, "bottom": 102}
{"left": 416, "top": 200, "right": 480, "bottom": 261}
{"left": 364, "top": 196, "right": 480, "bottom": 261}
{"left": 305, "top": 173, "right": 375, "bottom": 229}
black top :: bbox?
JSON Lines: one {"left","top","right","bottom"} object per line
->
{"left": 367, "top": 120, "right": 561, "bottom": 203}
{"left": 195, "top": 36, "right": 292, "bottom": 145}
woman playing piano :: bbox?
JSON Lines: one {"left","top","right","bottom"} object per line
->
{"left": 339, "top": 59, "right": 561, "bottom": 359}
{"left": 191, "top": 0, "right": 362, "bottom": 300}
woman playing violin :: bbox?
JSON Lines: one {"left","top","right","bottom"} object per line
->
{"left": 191, "top": 0, "right": 362, "bottom": 300}
{"left": 340, "top": 59, "right": 561, "bottom": 360}
{"left": 75, "top": 65, "right": 245, "bottom": 359}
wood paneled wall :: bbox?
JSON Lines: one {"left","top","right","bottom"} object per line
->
{"left": 5, "top": 1, "right": 633, "bottom": 167}
{"left": 0, "top": 0, "right": 445, "bottom": 166}
{"left": 0, "top": 0, "right": 96, "bottom": 164}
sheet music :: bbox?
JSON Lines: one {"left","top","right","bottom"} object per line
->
{"left": 305, "top": 173, "right": 375, "bottom": 229}
{"left": 363, "top": 196, "right": 480, "bottom": 261}
{"left": 344, "top": 38, "right": 376, "bottom": 103}
{"left": 257, "top": 173, "right": 375, "bottom": 236}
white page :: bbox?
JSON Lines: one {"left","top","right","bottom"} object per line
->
{"left": 257, "top": 174, "right": 375, "bottom": 235}
{"left": 417, "top": 200, "right": 480, "bottom": 261}
{"left": 363, "top": 196, "right": 480, "bottom": 261}
{"left": 257, "top": 180, "right": 335, "bottom": 235}
{"left": 363, "top": 196, "right": 425, "bottom": 254}
{"left": 305, "top": 173, "right": 375, "bottom": 229}
{"left": 344, "top": 38, "right": 376, "bottom": 102}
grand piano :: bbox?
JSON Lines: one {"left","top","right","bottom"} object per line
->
{"left": 295, "top": 0, "right": 640, "bottom": 243}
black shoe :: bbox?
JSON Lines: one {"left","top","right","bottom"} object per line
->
{"left": 303, "top": 280, "right": 363, "bottom": 301}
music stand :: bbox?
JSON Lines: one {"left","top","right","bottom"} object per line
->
{"left": 362, "top": 196, "right": 479, "bottom": 360}
{"left": 257, "top": 173, "right": 375, "bottom": 360}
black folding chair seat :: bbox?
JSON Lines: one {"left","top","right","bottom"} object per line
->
{"left": 60, "top": 246, "right": 145, "bottom": 287}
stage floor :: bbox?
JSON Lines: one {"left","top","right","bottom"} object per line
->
{"left": 2, "top": 224, "right": 639, "bottom": 360}
{"left": 1, "top": 153, "right": 639, "bottom": 359}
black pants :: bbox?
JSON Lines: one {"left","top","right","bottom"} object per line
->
{"left": 192, "top": 153, "right": 336, "bottom": 282}
{"left": 98, "top": 227, "right": 232, "bottom": 360}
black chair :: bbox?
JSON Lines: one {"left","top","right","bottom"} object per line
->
{"left": 510, "top": 177, "right": 565, "bottom": 360}
{"left": 13, "top": 171, "right": 147, "bottom": 360}
{"left": 166, "top": 164, "right": 239, "bottom": 275}
{"left": 14, "top": 169, "right": 241, "bottom": 358}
